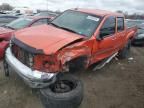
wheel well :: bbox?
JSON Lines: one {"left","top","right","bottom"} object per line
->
{"left": 67, "top": 56, "right": 88, "bottom": 72}
{"left": 129, "top": 37, "right": 133, "bottom": 40}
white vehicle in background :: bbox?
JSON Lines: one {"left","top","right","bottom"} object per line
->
{"left": 11, "top": 7, "right": 34, "bottom": 16}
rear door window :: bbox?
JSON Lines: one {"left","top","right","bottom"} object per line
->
{"left": 117, "top": 17, "right": 124, "bottom": 32}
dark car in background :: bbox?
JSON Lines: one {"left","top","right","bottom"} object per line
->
{"left": 132, "top": 23, "right": 144, "bottom": 46}
{"left": 126, "top": 19, "right": 143, "bottom": 28}
{"left": 0, "top": 15, "right": 18, "bottom": 26}
{"left": 126, "top": 19, "right": 144, "bottom": 46}
{"left": 0, "top": 12, "right": 6, "bottom": 14}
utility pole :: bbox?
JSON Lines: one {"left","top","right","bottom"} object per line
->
{"left": 47, "top": 0, "right": 48, "bottom": 11}
{"left": 46, "top": 0, "right": 49, "bottom": 17}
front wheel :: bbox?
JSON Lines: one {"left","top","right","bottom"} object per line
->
{"left": 118, "top": 39, "right": 131, "bottom": 59}
{"left": 3, "top": 59, "right": 10, "bottom": 77}
{"left": 39, "top": 73, "right": 84, "bottom": 108}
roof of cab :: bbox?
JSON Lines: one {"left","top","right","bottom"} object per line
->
{"left": 71, "top": 8, "right": 124, "bottom": 17}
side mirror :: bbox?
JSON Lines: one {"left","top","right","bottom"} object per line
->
{"left": 96, "top": 33, "right": 103, "bottom": 41}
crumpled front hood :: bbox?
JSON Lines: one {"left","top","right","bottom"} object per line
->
{"left": 15, "top": 25, "right": 84, "bottom": 54}
{"left": 0, "top": 27, "right": 13, "bottom": 35}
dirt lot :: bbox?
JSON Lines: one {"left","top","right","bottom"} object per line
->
{"left": 0, "top": 47, "right": 144, "bottom": 108}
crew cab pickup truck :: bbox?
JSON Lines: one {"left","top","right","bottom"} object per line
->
{"left": 0, "top": 16, "right": 52, "bottom": 59}
{"left": 4, "top": 9, "right": 137, "bottom": 88}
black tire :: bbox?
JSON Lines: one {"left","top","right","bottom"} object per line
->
{"left": 3, "top": 59, "right": 9, "bottom": 77}
{"left": 39, "top": 74, "right": 83, "bottom": 108}
{"left": 118, "top": 39, "right": 131, "bottom": 59}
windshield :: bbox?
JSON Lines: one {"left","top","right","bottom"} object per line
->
{"left": 51, "top": 10, "right": 101, "bottom": 37}
{"left": 6, "top": 17, "right": 33, "bottom": 29}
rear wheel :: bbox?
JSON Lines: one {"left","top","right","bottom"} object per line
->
{"left": 39, "top": 74, "right": 83, "bottom": 108}
{"left": 118, "top": 40, "right": 131, "bottom": 59}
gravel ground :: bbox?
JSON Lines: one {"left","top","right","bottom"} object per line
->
{"left": 0, "top": 47, "right": 144, "bottom": 108}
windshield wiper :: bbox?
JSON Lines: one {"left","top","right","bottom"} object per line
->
{"left": 60, "top": 26, "right": 87, "bottom": 37}
{"left": 59, "top": 26, "right": 78, "bottom": 33}
{"left": 50, "top": 23, "right": 78, "bottom": 33}
{"left": 50, "top": 23, "right": 61, "bottom": 28}
{"left": 50, "top": 23, "right": 87, "bottom": 37}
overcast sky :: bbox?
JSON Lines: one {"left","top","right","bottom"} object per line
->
{"left": 0, "top": 0, "right": 144, "bottom": 14}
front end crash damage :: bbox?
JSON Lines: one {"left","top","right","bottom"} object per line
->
{"left": 5, "top": 44, "right": 91, "bottom": 88}
{"left": 10, "top": 36, "right": 91, "bottom": 73}
{"left": 32, "top": 44, "right": 91, "bottom": 73}
{"left": 5, "top": 36, "right": 91, "bottom": 88}
{"left": 5, "top": 47, "right": 57, "bottom": 88}
{"left": 0, "top": 40, "right": 9, "bottom": 60}
{"left": 57, "top": 45, "right": 91, "bottom": 72}
{"left": 33, "top": 54, "right": 61, "bottom": 73}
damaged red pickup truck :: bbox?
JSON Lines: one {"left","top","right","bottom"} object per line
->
{"left": 4, "top": 9, "right": 137, "bottom": 88}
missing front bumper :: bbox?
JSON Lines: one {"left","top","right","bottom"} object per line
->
{"left": 5, "top": 47, "right": 57, "bottom": 88}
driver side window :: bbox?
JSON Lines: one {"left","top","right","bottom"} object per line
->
{"left": 100, "top": 16, "right": 116, "bottom": 38}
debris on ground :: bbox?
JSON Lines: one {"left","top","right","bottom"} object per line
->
{"left": 128, "top": 57, "right": 134, "bottom": 61}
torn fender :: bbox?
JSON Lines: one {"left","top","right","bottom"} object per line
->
{"left": 58, "top": 46, "right": 91, "bottom": 69}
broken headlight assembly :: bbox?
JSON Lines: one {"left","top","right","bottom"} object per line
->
{"left": 33, "top": 54, "right": 61, "bottom": 73}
